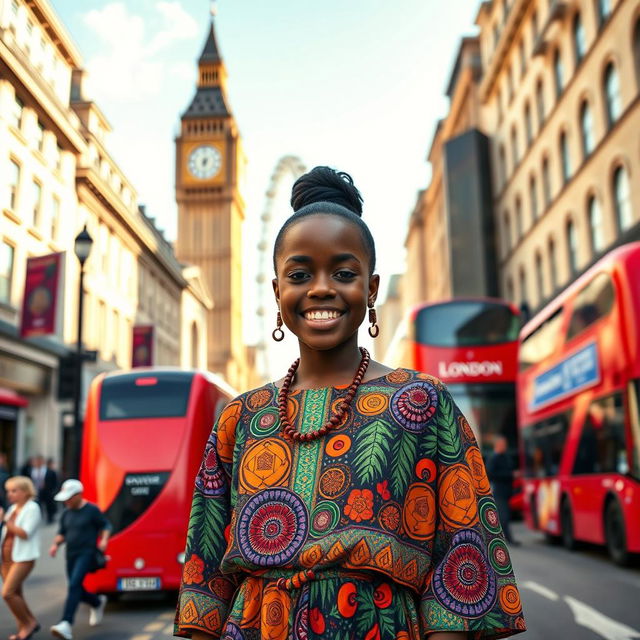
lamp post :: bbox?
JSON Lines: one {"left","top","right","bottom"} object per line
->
{"left": 71, "top": 225, "right": 93, "bottom": 478}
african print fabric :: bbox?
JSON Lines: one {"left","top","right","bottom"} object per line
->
{"left": 175, "top": 369, "right": 526, "bottom": 639}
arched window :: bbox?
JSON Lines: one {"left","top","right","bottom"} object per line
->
{"left": 560, "top": 131, "right": 571, "bottom": 184}
{"left": 515, "top": 196, "right": 523, "bottom": 239}
{"left": 507, "top": 64, "right": 515, "bottom": 102}
{"left": 587, "top": 195, "right": 604, "bottom": 254}
{"left": 535, "top": 252, "right": 545, "bottom": 300}
{"left": 573, "top": 13, "right": 586, "bottom": 65}
{"left": 190, "top": 322, "right": 199, "bottom": 369}
{"left": 519, "top": 39, "right": 527, "bottom": 77}
{"left": 548, "top": 237, "right": 558, "bottom": 291}
{"left": 542, "top": 156, "right": 552, "bottom": 206}
{"left": 511, "top": 125, "right": 519, "bottom": 169}
{"left": 580, "top": 101, "right": 595, "bottom": 158}
{"left": 554, "top": 48, "right": 564, "bottom": 98}
{"left": 504, "top": 212, "right": 512, "bottom": 254}
{"left": 536, "top": 78, "right": 545, "bottom": 125}
{"left": 524, "top": 101, "right": 533, "bottom": 145}
{"left": 634, "top": 20, "right": 640, "bottom": 88}
{"left": 566, "top": 219, "right": 578, "bottom": 275}
{"left": 603, "top": 63, "right": 622, "bottom": 127}
{"left": 596, "top": 0, "right": 611, "bottom": 28}
{"left": 530, "top": 175, "right": 539, "bottom": 220}
{"left": 613, "top": 165, "right": 633, "bottom": 231}
{"left": 499, "top": 143, "right": 507, "bottom": 187}
{"left": 519, "top": 266, "right": 528, "bottom": 307}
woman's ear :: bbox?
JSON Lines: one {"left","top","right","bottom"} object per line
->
{"left": 368, "top": 274, "right": 380, "bottom": 306}
{"left": 272, "top": 278, "right": 280, "bottom": 305}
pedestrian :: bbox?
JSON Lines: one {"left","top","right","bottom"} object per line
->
{"left": 43, "top": 458, "right": 60, "bottom": 523}
{"left": 174, "top": 167, "right": 525, "bottom": 639}
{"left": 0, "top": 476, "right": 42, "bottom": 640}
{"left": 49, "top": 479, "right": 110, "bottom": 640}
{"left": 26, "top": 456, "right": 57, "bottom": 524}
{"left": 0, "top": 452, "right": 11, "bottom": 509}
{"left": 487, "top": 435, "right": 520, "bottom": 546}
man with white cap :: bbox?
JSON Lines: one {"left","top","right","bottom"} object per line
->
{"left": 48, "top": 479, "right": 111, "bottom": 640}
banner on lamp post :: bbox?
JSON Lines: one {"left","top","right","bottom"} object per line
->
{"left": 132, "top": 325, "right": 154, "bottom": 368}
{"left": 20, "top": 252, "right": 65, "bottom": 339}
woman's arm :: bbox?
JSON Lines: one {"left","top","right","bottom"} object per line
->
{"left": 5, "top": 519, "right": 28, "bottom": 539}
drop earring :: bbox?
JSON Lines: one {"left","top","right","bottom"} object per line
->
{"left": 272, "top": 311, "right": 284, "bottom": 342}
{"left": 368, "top": 304, "right": 379, "bottom": 338}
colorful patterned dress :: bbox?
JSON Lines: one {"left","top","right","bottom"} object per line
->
{"left": 175, "top": 369, "right": 526, "bottom": 639}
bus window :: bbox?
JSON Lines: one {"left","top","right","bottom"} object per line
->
{"left": 629, "top": 381, "right": 640, "bottom": 479}
{"left": 522, "top": 413, "right": 570, "bottom": 477}
{"left": 415, "top": 301, "right": 520, "bottom": 347}
{"left": 99, "top": 373, "right": 193, "bottom": 420}
{"left": 519, "top": 308, "right": 564, "bottom": 370}
{"left": 572, "top": 393, "right": 627, "bottom": 475}
{"left": 566, "top": 272, "right": 615, "bottom": 341}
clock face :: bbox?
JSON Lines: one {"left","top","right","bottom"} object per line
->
{"left": 188, "top": 145, "right": 222, "bottom": 179}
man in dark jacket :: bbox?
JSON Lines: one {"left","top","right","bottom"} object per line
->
{"left": 486, "top": 436, "right": 520, "bottom": 546}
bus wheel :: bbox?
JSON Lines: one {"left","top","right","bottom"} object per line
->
{"left": 561, "top": 500, "right": 576, "bottom": 551}
{"left": 605, "top": 499, "right": 629, "bottom": 566}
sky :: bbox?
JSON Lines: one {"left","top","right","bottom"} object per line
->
{"left": 49, "top": 0, "right": 479, "bottom": 362}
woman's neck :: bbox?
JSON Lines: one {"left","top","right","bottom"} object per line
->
{"left": 292, "top": 340, "right": 363, "bottom": 391}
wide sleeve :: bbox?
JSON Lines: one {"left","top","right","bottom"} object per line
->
{"left": 420, "top": 385, "right": 526, "bottom": 638}
{"left": 175, "top": 399, "right": 243, "bottom": 638}
{"left": 21, "top": 501, "right": 42, "bottom": 538}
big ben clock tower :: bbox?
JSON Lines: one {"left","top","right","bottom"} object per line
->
{"left": 175, "top": 11, "right": 247, "bottom": 388}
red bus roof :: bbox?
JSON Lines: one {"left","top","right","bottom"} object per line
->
{"left": 406, "top": 297, "right": 521, "bottom": 322}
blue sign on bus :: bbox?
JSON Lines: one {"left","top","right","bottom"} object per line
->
{"left": 530, "top": 342, "right": 600, "bottom": 410}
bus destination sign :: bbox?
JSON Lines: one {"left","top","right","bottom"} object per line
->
{"left": 530, "top": 342, "right": 600, "bottom": 410}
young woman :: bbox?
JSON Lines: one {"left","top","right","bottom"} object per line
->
{"left": 175, "top": 167, "right": 525, "bottom": 639}
{"left": 1, "top": 476, "right": 42, "bottom": 640}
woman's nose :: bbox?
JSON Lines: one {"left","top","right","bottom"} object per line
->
{"left": 306, "top": 274, "right": 336, "bottom": 297}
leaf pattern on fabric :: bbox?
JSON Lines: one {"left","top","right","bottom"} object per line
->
{"left": 353, "top": 419, "right": 393, "bottom": 484}
{"left": 391, "top": 430, "right": 418, "bottom": 498}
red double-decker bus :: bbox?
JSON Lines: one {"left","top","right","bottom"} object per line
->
{"left": 518, "top": 243, "right": 640, "bottom": 565}
{"left": 80, "top": 368, "right": 236, "bottom": 595}
{"left": 385, "top": 298, "right": 521, "bottom": 472}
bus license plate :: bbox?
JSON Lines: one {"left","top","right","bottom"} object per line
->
{"left": 118, "top": 577, "right": 161, "bottom": 591}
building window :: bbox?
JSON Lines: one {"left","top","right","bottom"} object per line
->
{"left": 499, "top": 144, "right": 507, "bottom": 187}
{"left": 497, "top": 87, "right": 503, "bottom": 121}
{"left": 573, "top": 13, "right": 586, "bottom": 66}
{"left": 507, "top": 277, "right": 515, "bottom": 302}
{"left": 519, "top": 267, "right": 528, "bottom": 307}
{"left": 603, "top": 63, "right": 622, "bottom": 128}
{"left": 519, "top": 40, "right": 527, "bottom": 76}
{"left": 510, "top": 125, "right": 519, "bottom": 169}
{"left": 52, "top": 143, "right": 62, "bottom": 172}
{"left": 587, "top": 195, "right": 604, "bottom": 254}
{"left": 8, "top": 159, "right": 21, "bottom": 211}
{"left": 493, "top": 23, "right": 500, "bottom": 49}
{"left": 531, "top": 10, "right": 539, "bottom": 43}
{"left": 24, "top": 20, "right": 33, "bottom": 54}
{"left": 542, "top": 156, "right": 552, "bottom": 207}
{"left": 51, "top": 196, "right": 60, "bottom": 240}
{"left": 34, "top": 120, "right": 45, "bottom": 152}
{"left": 549, "top": 237, "right": 558, "bottom": 291}
{"left": 524, "top": 101, "right": 533, "bottom": 145}
{"left": 536, "top": 78, "right": 545, "bottom": 126}
{"left": 515, "top": 196, "right": 523, "bottom": 240}
{"left": 613, "top": 165, "right": 633, "bottom": 232}
{"left": 10, "top": 95, "right": 23, "bottom": 130}
{"left": 560, "top": 131, "right": 571, "bottom": 184}
{"left": 553, "top": 49, "right": 564, "bottom": 99}
{"left": 504, "top": 212, "right": 512, "bottom": 255}
{"left": 31, "top": 180, "right": 42, "bottom": 227}
{"left": 580, "top": 101, "right": 595, "bottom": 158}
{"left": 535, "top": 252, "right": 545, "bottom": 300}
{"left": 530, "top": 175, "right": 539, "bottom": 221}
{"left": 507, "top": 64, "right": 514, "bottom": 102}
{"left": 596, "top": 0, "right": 611, "bottom": 28}
{"left": 567, "top": 219, "right": 578, "bottom": 275}
{"left": 0, "top": 242, "right": 14, "bottom": 304}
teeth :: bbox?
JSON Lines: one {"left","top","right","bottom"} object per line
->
{"left": 305, "top": 310, "right": 341, "bottom": 320}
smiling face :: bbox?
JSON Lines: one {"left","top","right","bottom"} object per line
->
{"left": 273, "top": 214, "right": 379, "bottom": 352}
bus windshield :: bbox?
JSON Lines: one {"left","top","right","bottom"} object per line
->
{"left": 416, "top": 301, "right": 520, "bottom": 347}
{"left": 99, "top": 373, "right": 193, "bottom": 420}
{"left": 448, "top": 383, "right": 517, "bottom": 458}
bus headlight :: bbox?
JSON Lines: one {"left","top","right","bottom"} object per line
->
{"left": 134, "top": 558, "right": 145, "bottom": 570}
{"left": 177, "top": 552, "right": 186, "bottom": 564}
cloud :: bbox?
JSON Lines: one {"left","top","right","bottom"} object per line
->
{"left": 81, "top": 1, "right": 199, "bottom": 102}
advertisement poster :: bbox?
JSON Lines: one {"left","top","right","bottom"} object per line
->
{"left": 132, "top": 325, "right": 154, "bottom": 368}
{"left": 20, "top": 252, "right": 65, "bottom": 338}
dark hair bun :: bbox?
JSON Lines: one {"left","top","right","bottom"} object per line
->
{"left": 290, "top": 166, "right": 363, "bottom": 216}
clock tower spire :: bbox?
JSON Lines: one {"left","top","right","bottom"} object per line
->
{"left": 175, "top": 10, "right": 247, "bottom": 388}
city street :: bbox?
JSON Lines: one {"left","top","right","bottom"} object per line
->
{"left": 1, "top": 523, "right": 639, "bottom": 639}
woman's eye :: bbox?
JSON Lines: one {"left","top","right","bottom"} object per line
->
{"left": 335, "top": 270, "right": 356, "bottom": 280}
{"left": 287, "top": 271, "right": 308, "bottom": 281}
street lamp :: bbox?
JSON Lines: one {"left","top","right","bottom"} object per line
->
{"left": 71, "top": 225, "right": 93, "bottom": 478}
